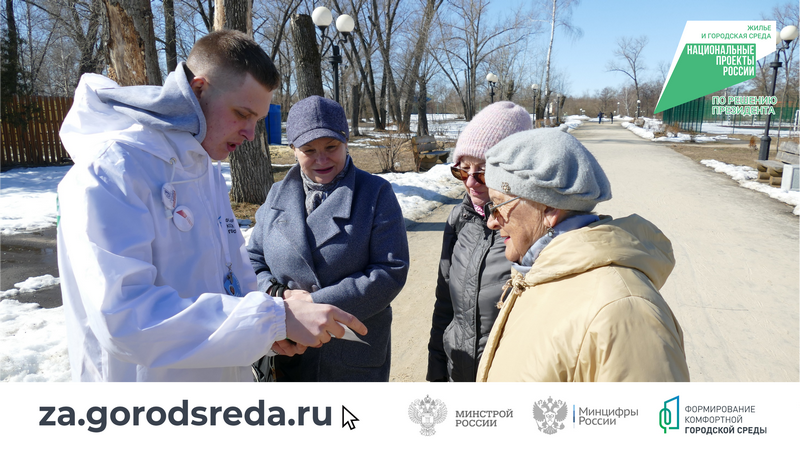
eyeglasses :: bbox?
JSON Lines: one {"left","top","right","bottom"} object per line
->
{"left": 485, "top": 197, "right": 520, "bottom": 220}
{"left": 450, "top": 166, "right": 486, "bottom": 185}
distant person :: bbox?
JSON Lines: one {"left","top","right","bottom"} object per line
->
{"left": 57, "top": 30, "right": 366, "bottom": 382}
{"left": 247, "top": 95, "right": 409, "bottom": 382}
{"left": 610, "top": 112, "right": 614, "bottom": 124}
{"left": 476, "top": 128, "right": 689, "bottom": 382}
{"left": 598, "top": 111, "right": 604, "bottom": 124}
{"left": 427, "top": 101, "right": 529, "bottom": 382}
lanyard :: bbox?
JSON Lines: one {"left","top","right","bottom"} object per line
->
{"left": 213, "top": 161, "right": 243, "bottom": 297}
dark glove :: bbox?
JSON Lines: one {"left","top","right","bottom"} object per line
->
{"left": 266, "top": 278, "right": 288, "bottom": 298}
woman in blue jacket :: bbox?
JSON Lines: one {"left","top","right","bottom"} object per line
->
{"left": 247, "top": 96, "right": 409, "bottom": 382}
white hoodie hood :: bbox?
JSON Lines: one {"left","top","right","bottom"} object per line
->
{"left": 60, "top": 62, "right": 205, "bottom": 166}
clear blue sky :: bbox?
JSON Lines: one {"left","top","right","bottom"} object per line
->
{"left": 493, "top": 0, "right": 791, "bottom": 96}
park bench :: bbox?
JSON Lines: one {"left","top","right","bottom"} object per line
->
{"left": 411, "top": 135, "right": 449, "bottom": 171}
{"left": 756, "top": 140, "right": 800, "bottom": 187}
{"left": 755, "top": 160, "right": 784, "bottom": 186}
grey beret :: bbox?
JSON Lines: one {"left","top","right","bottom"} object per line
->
{"left": 485, "top": 128, "right": 612, "bottom": 211}
{"left": 286, "top": 95, "right": 349, "bottom": 148}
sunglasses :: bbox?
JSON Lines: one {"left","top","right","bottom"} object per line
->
{"left": 485, "top": 197, "right": 520, "bottom": 220}
{"left": 450, "top": 166, "right": 486, "bottom": 185}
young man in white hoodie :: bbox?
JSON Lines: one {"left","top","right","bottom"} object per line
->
{"left": 57, "top": 30, "right": 365, "bottom": 382}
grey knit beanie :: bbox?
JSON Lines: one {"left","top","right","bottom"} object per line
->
{"left": 453, "top": 101, "right": 531, "bottom": 165}
{"left": 485, "top": 128, "right": 612, "bottom": 211}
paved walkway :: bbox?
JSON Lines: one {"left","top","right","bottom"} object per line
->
{"left": 571, "top": 121, "right": 799, "bottom": 381}
{"left": 390, "top": 121, "right": 799, "bottom": 382}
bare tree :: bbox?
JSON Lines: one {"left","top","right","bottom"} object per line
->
{"left": 193, "top": 0, "right": 215, "bottom": 32}
{"left": 487, "top": 33, "right": 528, "bottom": 102}
{"left": 367, "top": 0, "right": 404, "bottom": 128}
{"left": 338, "top": 0, "right": 384, "bottom": 129}
{"left": 397, "top": 0, "right": 444, "bottom": 131}
{"left": 432, "top": 0, "right": 530, "bottom": 120}
{"left": 103, "top": 0, "right": 162, "bottom": 86}
{"left": 597, "top": 86, "right": 613, "bottom": 113}
{"left": 253, "top": 0, "right": 300, "bottom": 60}
{"left": 607, "top": 35, "right": 648, "bottom": 102}
{"left": 540, "top": 0, "right": 581, "bottom": 121}
{"left": 2, "top": 0, "right": 23, "bottom": 98}
{"left": 1, "top": 0, "right": 33, "bottom": 126}
{"left": 215, "top": 0, "right": 274, "bottom": 205}
{"left": 24, "top": 0, "right": 106, "bottom": 86}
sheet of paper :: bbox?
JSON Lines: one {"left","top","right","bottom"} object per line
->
{"left": 331, "top": 322, "right": 370, "bottom": 345}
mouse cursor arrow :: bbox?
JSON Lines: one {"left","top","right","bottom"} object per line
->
{"left": 342, "top": 405, "right": 359, "bottom": 430}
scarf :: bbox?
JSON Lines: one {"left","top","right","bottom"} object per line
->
{"left": 512, "top": 214, "right": 600, "bottom": 275}
{"left": 473, "top": 201, "right": 486, "bottom": 218}
{"left": 300, "top": 155, "right": 352, "bottom": 216}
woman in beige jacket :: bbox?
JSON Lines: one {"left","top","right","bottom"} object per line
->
{"left": 476, "top": 128, "right": 689, "bottom": 382}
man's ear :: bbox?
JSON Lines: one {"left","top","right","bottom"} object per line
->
{"left": 189, "top": 77, "right": 208, "bottom": 101}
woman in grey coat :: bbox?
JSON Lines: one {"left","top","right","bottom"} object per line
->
{"left": 427, "top": 101, "right": 531, "bottom": 382}
{"left": 248, "top": 96, "right": 409, "bottom": 382}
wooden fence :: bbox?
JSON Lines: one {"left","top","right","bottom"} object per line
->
{"left": 1, "top": 95, "right": 73, "bottom": 166}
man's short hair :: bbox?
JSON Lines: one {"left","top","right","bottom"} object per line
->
{"left": 187, "top": 30, "right": 280, "bottom": 91}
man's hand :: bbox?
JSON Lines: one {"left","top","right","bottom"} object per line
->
{"left": 271, "top": 340, "right": 307, "bottom": 357}
{"left": 282, "top": 289, "right": 310, "bottom": 300}
{"left": 284, "top": 299, "right": 367, "bottom": 348}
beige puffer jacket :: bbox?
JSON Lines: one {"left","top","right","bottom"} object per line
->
{"left": 476, "top": 214, "right": 690, "bottom": 382}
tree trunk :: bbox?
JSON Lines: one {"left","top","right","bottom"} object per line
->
{"left": 370, "top": 0, "right": 402, "bottom": 130}
{"left": 214, "top": 0, "right": 251, "bottom": 35}
{"left": 290, "top": 13, "right": 324, "bottom": 99}
{"left": 164, "top": 0, "right": 177, "bottom": 72}
{"left": 103, "top": 0, "right": 162, "bottom": 86}
{"left": 2, "top": 0, "right": 20, "bottom": 98}
{"left": 215, "top": 0, "right": 273, "bottom": 205}
{"left": 543, "top": 0, "right": 556, "bottom": 120}
{"left": 75, "top": 0, "right": 105, "bottom": 78}
{"left": 400, "top": 0, "right": 441, "bottom": 131}
{"left": 417, "top": 80, "right": 429, "bottom": 136}
{"left": 351, "top": 83, "right": 361, "bottom": 136}
{"left": 379, "top": 70, "right": 387, "bottom": 127}
{"left": 338, "top": 1, "right": 383, "bottom": 130}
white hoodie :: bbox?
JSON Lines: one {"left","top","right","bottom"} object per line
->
{"left": 57, "top": 66, "right": 285, "bottom": 381}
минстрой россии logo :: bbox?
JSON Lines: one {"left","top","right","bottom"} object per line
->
{"left": 408, "top": 395, "right": 447, "bottom": 436}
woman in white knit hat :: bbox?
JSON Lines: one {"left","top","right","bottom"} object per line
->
{"left": 476, "top": 128, "right": 690, "bottom": 382}
{"left": 427, "top": 101, "right": 531, "bottom": 382}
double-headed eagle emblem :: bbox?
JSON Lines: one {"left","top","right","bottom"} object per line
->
{"left": 533, "top": 396, "right": 567, "bottom": 434}
{"left": 408, "top": 395, "right": 447, "bottom": 436}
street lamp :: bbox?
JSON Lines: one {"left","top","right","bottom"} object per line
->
{"left": 486, "top": 73, "right": 498, "bottom": 103}
{"left": 312, "top": 6, "right": 354, "bottom": 105}
{"left": 531, "top": 83, "right": 539, "bottom": 128}
{"left": 759, "top": 25, "right": 799, "bottom": 161}
{"left": 636, "top": 99, "right": 641, "bottom": 119}
{"left": 617, "top": 102, "right": 620, "bottom": 119}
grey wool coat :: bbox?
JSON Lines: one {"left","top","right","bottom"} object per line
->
{"left": 247, "top": 162, "right": 409, "bottom": 382}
